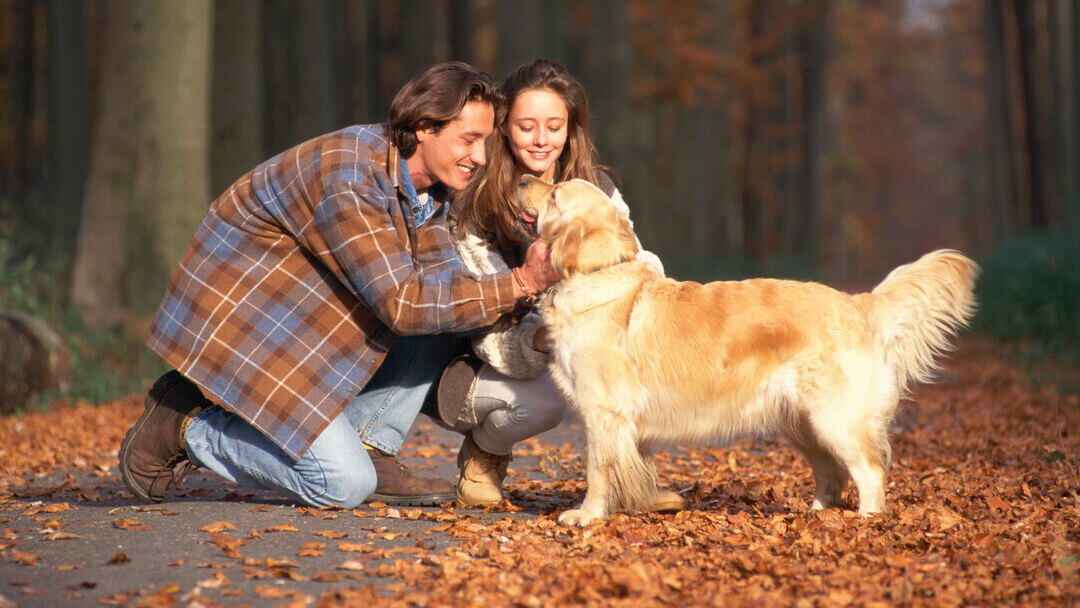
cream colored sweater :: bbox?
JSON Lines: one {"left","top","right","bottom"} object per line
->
{"left": 450, "top": 187, "right": 663, "bottom": 380}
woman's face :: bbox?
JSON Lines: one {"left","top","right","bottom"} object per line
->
{"left": 506, "top": 88, "right": 570, "bottom": 182}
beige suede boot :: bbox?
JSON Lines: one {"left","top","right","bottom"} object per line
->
{"left": 456, "top": 433, "right": 510, "bottom": 506}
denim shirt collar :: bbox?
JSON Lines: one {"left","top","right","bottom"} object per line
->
{"left": 400, "top": 155, "right": 436, "bottom": 228}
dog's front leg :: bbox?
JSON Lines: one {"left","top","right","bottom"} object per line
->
{"left": 558, "top": 409, "right": 655, "bottom": 527}
{"left": 558, "top": 446, "right": 610, "bottom": 527}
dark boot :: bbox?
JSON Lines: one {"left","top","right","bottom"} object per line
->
{"left": 365, "top": 448, "right": 456, "bottom": 507}
{"left": 118, "top": 371, "right": 207, "bottom": 502}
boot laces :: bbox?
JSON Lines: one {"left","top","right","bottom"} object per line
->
{"left": 474, "top": 447, "right": 511, "bottom": 474}
{"left": 165, "top": 458, "right": 197, "bottom": 493}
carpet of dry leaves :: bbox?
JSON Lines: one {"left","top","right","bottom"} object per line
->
{"left": 1, "top": 339, "right": 1079, "bottom": 607}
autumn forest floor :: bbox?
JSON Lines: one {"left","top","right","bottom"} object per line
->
{"left": 0, "top": 338, "right": 1078, "bottom": 607}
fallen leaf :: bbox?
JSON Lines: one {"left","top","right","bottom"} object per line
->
{"left": 21, "top": 502, "right": 71, "bottom": 515}
{"left": 107, "top": 553, "right": 130, "bottom": 565}
{"left": 43, "top": 532, "right": 84, "bottom": 541}
{"left": 112, "top": 518, "right": 152, "bottom": 531}
{"left": 266, "top": 557, "right": 299, "bottom": 569}
{"left": 198, "top": 521, "right": 236, "bottom": 533}
{"left": 337, "top": 560, "right": 365, "bottom": 571}
{"left": 196, "top": 572, "right": 230, "bottom": 589}
{"left": 313, "top": 529, "right": 347, "bottom": 539}
{"left": 9, "top": 549, "right": 38, "bottom": 566}
{"left": 367, "top": 532, "right": 410, "bottom": 540}
{"left": 262, "top": 524, "right": 300, "bottom": 533}
{"left": 208, "top": 532, "right": 248, "bottom": 559}
{"left": 255, "top": 585, "right": 297, "bottom": 599}
{"left": 297, "top": 542, "right": 325, "bottom": 557}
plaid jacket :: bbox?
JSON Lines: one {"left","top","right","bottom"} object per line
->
{"left": 147, "top": 124, "right": 518, "bottom": 460}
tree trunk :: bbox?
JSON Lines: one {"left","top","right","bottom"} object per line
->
{"left": 790, "top": 1, "right": 827, "bottom": 270}
{"left": 1074, "top": 0, "right": 1080, "bottom": 227}
{"left": 1050, "top": 0, "right": 1078, "bottom": 227}
{"left": 70, "top": 0, "right": 142, "bottom": 331}
{"left": 469, "top": 0, "right": 498, "bottom": 73}
{"left": 496, "top": 0, "right": 544, "bottom": 76}
{"left": 125, "top": 0, "right": 213, "bottom": 313}
{"left": 586, "top": 0, "right": 656, "bottom": 250}
{"left": 985, "top": 0, "right": 1015, "bottom": 239}
{"left": 297, "top": 0, "right": 343, "bottom": 138}
{"left": 211, "top": 0, "right": 264, "bottom": 195}
{"left": 344, "top": 0, "right": 377, "bottom": 124}
{"left": 46, "top": 0, "right": 89, "bottom": 271}
{"left": 737, "top": 0, "right": 766, "bottom": 257}
{"left": 1012, "top": 0, "right": 1051, "bottom": 229}
{"left": 402, "top": 0, "right": 437, "bottom": 76}
{"left": 10, "top": 0, "right": 33, "bottom": 216}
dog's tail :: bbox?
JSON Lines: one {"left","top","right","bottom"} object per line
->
{"left": 858, "top": 249, "right": 979, "bottom": 394}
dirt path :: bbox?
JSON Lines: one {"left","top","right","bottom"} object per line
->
{"left": 1, "top": 339, "right": 1077, "bottom": 606}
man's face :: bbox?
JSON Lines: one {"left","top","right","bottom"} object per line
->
{"left": 409, "top": 101, "right": 494, "bottom": 191}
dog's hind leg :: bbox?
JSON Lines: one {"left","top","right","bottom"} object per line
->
{"left": 801, "top": 415, "right": 889, "bottom": 516}
{"left": 846, "top": 421, "right": 891, "bottom": 515}
{"left": 558, "top": 408, "right": 656, "bottom": 527}
{"left": 786, "top": 415, "right": 849, "bottom": 511}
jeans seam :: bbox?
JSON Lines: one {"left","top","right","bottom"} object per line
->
{"left": 357, "top": 340, "right": 428, "bottom": 449}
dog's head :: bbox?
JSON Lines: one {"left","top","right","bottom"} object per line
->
{"left": 516, "top": 176, "right": 639, "bottom": 279}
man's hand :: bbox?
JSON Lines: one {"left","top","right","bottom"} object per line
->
{"left": 515, "top": 240, "right": 559, "bottom": 298}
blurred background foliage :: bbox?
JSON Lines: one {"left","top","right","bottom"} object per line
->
{"left": 0, "top": 0, "right": 1078, "bottom": 408}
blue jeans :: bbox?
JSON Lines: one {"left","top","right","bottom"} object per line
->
{"left": 183, "top": 334, "right": 465, "bottom": 508}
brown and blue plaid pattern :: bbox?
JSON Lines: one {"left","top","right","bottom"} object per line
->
{"left": 147, "top": 124, "right": 516, "bottom": 460}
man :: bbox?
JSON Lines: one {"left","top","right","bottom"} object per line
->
{"left": 119, "top": 62, "right": 556, "bottom": 508}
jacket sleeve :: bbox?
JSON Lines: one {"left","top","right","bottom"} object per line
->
{"left": 447, "top": 219, "right": 552, "bottom": 378}
{"left": 470, "top": 311, "right": 550, "bottom": 379}
{"left": 302, "top": 175, "right": 518, "bottom": 336}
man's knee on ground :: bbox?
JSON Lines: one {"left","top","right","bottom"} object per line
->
{"left": 301, "top": 462, "right": 376, "bottom": 509}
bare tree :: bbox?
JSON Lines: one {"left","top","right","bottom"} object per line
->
{"left": 70, "top": 0, "right": 142, "bottom": 330}
{"left": 71, "top": 0, "right": 213, "bottom": 323}
{"left": 211, "top": 0, "right": 264, "bottom": 195}
{"left": 125, "top": 0, "right": 213, "bottom": 313}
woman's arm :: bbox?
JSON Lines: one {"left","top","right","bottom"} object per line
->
{"left": 451, "top": 219, "right": 552, "bottom": 378}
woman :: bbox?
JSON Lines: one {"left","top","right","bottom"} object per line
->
{"left": 433, "top": 59, "right": 676, "bottom": 510}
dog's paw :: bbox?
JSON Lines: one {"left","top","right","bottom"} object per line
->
{"left": 557, "top": 508, "right": 605, "bottom": 527}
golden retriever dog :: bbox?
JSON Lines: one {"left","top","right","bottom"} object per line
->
{"left": 515, "top": 176, "right": 978, "bottom": 526}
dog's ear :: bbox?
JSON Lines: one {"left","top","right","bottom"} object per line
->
{"left": 549, "top": 222, "right": 587, "bottom": 280}
{"left": 549, "top": 212, "right": 638, "bottom": 279}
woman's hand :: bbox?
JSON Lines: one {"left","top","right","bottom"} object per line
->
{"left": 532, "top": 326, "right": 553, "bottom": 354}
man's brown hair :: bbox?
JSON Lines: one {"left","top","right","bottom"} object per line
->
{"left": 389, "top": 62, "right": 501, "bottom": 157}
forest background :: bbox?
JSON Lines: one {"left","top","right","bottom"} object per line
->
{"left": 0, "top": 0, "right": 1078, "bottom": 407}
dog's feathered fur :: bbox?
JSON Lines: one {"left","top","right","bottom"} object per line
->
{"left": 516, "top": 177, "right": 978, "bottom": 526}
